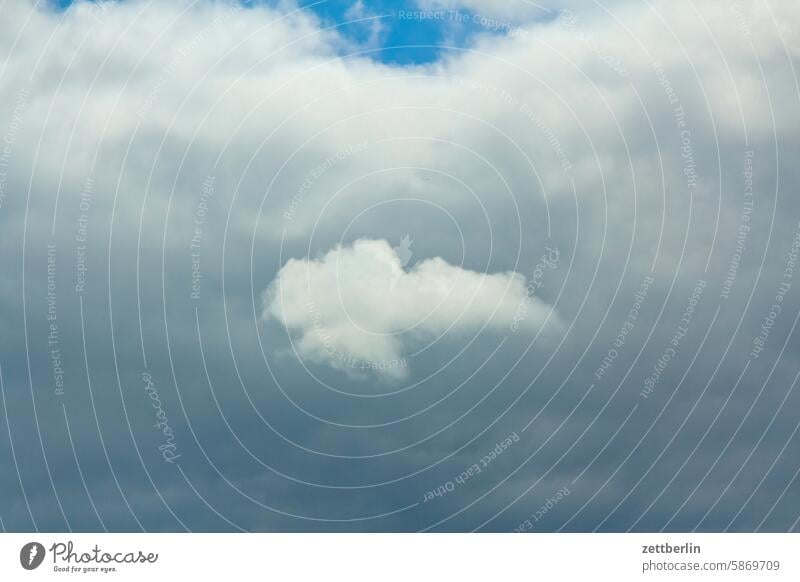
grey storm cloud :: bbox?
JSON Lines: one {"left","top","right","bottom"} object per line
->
{"left": 262, "top": 238, "right": 561, "bottom": 379}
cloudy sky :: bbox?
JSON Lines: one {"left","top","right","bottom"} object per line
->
{"left": 0, "top": 0, "right": 798, "bottom": 532}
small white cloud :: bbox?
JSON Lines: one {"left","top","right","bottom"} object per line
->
{"left": 263, "top": 239, "right": 560, "bottom": 379}
{"left": 416, "top": 0, "right": 551, "bottom": 22}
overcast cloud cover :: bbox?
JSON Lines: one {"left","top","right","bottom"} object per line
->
{"left": 263, "top": 238, "right": 561, "bottom": 379}
{"left": 0, "top": 0, "right": 798, "bottom": 532}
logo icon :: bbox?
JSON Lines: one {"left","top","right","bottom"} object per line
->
{"left": 20, "top": 542, "right": 46, "bottom": 570}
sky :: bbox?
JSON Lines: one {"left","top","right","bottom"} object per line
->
{"left": 51, "top": 0, "right": 563, "bottom": 64}
{"left": 0, "top": 0, "right": 799, "bottom": 532}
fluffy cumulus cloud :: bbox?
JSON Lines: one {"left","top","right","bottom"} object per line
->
{"left": 415, "top": 0, "right": 629, "bottom": 22}
{"left": 263, "top": 239, "right": 560, "bottom": 378}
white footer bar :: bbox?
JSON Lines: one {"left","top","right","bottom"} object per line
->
{"left": 1, "top": 533, "right": 797, "bottom": 581}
